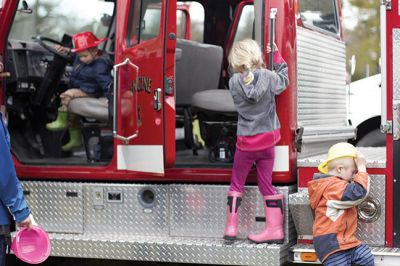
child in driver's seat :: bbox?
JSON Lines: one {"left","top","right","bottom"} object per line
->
{"left": 46, "top": 31, "right": 112, "bottom": 152}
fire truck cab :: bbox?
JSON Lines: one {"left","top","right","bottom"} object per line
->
{"left": 0, "top": 0, "right": 398, "bottom": 265}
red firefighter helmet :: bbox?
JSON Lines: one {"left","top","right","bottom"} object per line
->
{"left": 71, "top": 32, "right": 107, "bottom": 53}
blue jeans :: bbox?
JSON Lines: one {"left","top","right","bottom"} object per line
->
{"left": 324, "top": 243, "right": 375, "bottom": 266}
{"left": 0, "top": 235, "right": 6, "bottom": 266}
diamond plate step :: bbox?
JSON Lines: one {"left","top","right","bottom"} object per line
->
{"left": 49, "top": 233, "right": 294, "bottom": 266}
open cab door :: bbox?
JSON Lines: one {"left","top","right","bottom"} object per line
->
{"left": 3, "top": 0, "right": 176, "bottom": 180}
{"left": 114, "top": 0, "right": 176, "bottom": 175}
{"left": 0, "top": 1, "right": 19, "bottom": 111}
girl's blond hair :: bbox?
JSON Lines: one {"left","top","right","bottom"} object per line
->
{"left": 228, "top": 39, "right": 264, "bottom": 73}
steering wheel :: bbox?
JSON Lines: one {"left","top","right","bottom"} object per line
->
{"left": 31, "top": 35, "right": 73, "bottom": 109}
{"left": 34, "top": 36, "right": 73, "bottom": 61}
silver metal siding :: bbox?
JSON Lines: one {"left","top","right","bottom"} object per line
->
{"left": 84, "top": 184, "right": 170, "bottom": 236}
{"left": 22, "top": 181, "right": 84, "bottom": 234}
{"left": 297, "top": 27, "right": 347, "bottom": 127}
{"left": 298, "top": 147, "right": 386, "bottom": 169}
{"left": 169, "top": 185, "right": 296, "bottom": 244}
{"left": 393, "top": 29, "right": 400, "bottom": 101}
{"left": 393, "top": 29, "right": 400, "bottom": 139}
{"left": 21, "top": 181, "right": 296, "bottom": 265}
{"left": 289, "top": 175, "right": 386, "bottom": 245}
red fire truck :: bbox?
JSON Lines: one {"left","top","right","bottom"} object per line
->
{"left": 0, "top": 0, "right": 397, "bottom": 265}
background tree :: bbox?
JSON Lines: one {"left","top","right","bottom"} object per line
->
{"left": 345, "top": 0, "right": 380, "bottom": 81}
{"left": 9, "top": 0, "right": 113, "bottom": 42}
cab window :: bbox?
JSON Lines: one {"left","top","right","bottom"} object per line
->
{"left": 299, "top": 0, "right": 339, "bottom": 34}
{"left": 141, "top": 3, "right": 162, "bottom": 41}
{"left": 233, "top": 4, "right": 254, "bottom": 42}
{"left": 189, "top": 2, "right": 204, "bottom": 42}
{"left": 127, "top": 0, "right": 162, "bottom": 47}
{"left": 176, "top": 9, "right": 187, "bottom": 39}
{"left": 10, "top": 0, "right": 114, "bottom": 41}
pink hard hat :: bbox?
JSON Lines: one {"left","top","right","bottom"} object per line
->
{"left": 11, "top": 226, "right": 51, "bottom": 264}
{"left": 71, "top": 31, "right": 107, "bottom": 53}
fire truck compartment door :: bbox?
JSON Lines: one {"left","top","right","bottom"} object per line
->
{"left": 114, "top": 0, "right": 174, "bottom": 174}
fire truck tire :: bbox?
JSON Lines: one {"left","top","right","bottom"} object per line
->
{"left": 356, "top": 128, "right": 385, "bottom": 147}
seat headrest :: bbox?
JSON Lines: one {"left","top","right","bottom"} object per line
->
{"left": 175, "top": 39, "right": 223, "bottom": 107}
{"left": 192, "top": 89, "right": 236, "bottom": 113}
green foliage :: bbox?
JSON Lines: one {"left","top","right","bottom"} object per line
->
{"left": 9, "top": 0, "right": 113, "bottom": 42}
{"left": 345, "top": 0, "right": 380, "bottom": 81}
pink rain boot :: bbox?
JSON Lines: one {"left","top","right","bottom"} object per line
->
{"left": 248, "top": 194, "right": 284, "bottom": 244}
{"left": 223, "top": 191, "right": 243, "bottom": 241}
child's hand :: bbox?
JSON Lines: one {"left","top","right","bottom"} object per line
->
{"left": 0, "top": 62, "right": 10, "bottom": 77}
{"left": 355, "top": 151, "right": 367, "bottom": 172}
{"left": 0, "top": 72, "right": 10, "bottom": 78}
{"left": 266, "top": 43, "right": 278, "bottom": 53}
{"left": 17, "top": 215, "right": 33, "bottom": 230}
{"left": 54, "top": 44, "right": 71, "bottom": 54}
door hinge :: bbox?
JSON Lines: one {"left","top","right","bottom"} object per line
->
{"left": 295, "top": 127, "right": 304, "bottom": 153}
{"left": 165, "top": 77, "right": 174, "bottom": 95}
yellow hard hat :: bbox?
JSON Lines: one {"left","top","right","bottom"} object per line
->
{"left": 318, "top": 142, "right": 357, "bottom": 174}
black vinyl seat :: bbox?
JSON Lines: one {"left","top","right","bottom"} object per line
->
{"left": 68, "top": 97, "right": 109, "bottom": 123}
{"left": 68, "top": 97, "right": 113, "bottom": 161}
{"left": 191, "top": 89, "right": 238, "bottom": 162}
{"left": 175, "top": 39, "right": 224, "bottom": 153}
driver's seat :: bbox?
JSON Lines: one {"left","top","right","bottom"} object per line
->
{"left": 68, "top": 97, "right": 113, "bottom": 161}
{"left": 68, "top": 97, "right": 109, "bottom": 122}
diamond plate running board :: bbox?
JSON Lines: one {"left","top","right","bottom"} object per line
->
{"left": 49, "top": 233, "right": 294, "bottom": 265}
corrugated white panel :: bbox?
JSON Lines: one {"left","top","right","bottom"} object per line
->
{"left": 296, "top": 27, "right": 347, "bottom": 127}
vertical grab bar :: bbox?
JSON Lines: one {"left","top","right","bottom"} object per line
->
{"left": 113, "top": 58, "right": 139, "bottom": 144}
{"left": 269, "top": 8, "right": 278, "bottom": 71}
{"left": 380, "top": 0, "right": 389, "bottom": 134}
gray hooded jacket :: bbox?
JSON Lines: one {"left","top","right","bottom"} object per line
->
{"left": 229, "top": 58, "right": 289, "bottom": 136}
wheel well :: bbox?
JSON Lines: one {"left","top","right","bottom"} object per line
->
{"left": 349, "top": 116, "right": 381, "bottom": 145}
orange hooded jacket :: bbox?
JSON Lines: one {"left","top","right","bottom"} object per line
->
{"left": 307, "top": 172, "right": 370, "bottom": 262}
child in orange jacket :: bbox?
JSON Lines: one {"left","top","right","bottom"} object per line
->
{"left": 308, "top": 143, "right": 374, "bottom": 265}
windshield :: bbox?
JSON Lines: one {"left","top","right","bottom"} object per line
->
{"left": 9, "top": 0, "right": 115, "bottom": 41}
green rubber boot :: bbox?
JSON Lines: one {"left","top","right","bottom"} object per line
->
{"left": 62, "top": 128, "right": 83, "bottom": 152}
{"left": 46, "top": 111, "right": 68, "bottom": 131}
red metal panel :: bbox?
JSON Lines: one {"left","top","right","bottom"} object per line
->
{"left": 0, "top": 1, "right": 18, "bottom": 106}
{"left": 384, "top": 0, "right": 400, "bottom": 247}
{"left": 164, "top": 0, "right": 177, "bottom": 168}
{"left": 268, "top": 0, "right": 298, "bottom": 184}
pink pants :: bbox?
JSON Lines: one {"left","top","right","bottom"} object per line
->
{"left": 229, "top": 146, "right": 275, "bottom": 196}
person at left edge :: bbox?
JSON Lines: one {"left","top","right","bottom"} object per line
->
{"left": 0, "top": 111, "right": 33, "bottom": 266}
